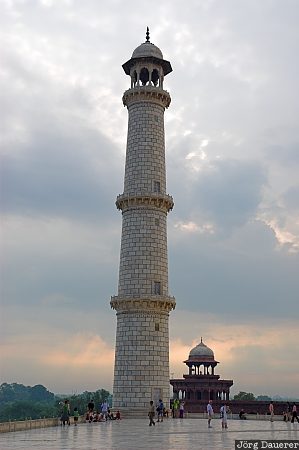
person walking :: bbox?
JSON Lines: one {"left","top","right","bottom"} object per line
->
{"left": 73, "top": 407, "right": 79, "bottom": 426}
{"left": 287, "top": 402, "right": 291, "bottom": 422}
{"left": 207, "top": 400, "right": 214, "bottom": 428}
{"left": 157, "top": 399, "right": 164, "bottom": 422}
{"left": 148, "top": 400, "right": 155, "bottom": 426}
{"left": 101, "top": 400, "right": 109, "bottom": 421}
{"left": 61, "top": 399, "right": 70, "bottom": 426}
{"left": 291, "top": 403, "right": 299, "bottom": 423}
{"left": 179, "top": 401, "right": 185, "bottom": 418}
{"left": 171, "top": 401, "right": 175, "bottom": 418}
{"left": 220, "top": 404, "right": 228, "bottom": 429}
{"left": 269, "top": 402, "right": 274, "bottom": 422}
{"left": 173, "top": 398, "right": 179, "bottom": 418}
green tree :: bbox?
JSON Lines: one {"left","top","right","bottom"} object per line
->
{"left": 256, "top": 395, "right": 272, "bottom": 401}
{"left": 93, "top": 389, "right": 110, "bottom": 409}
{"left": 66, "top": 389, "right": 111, "bottom": 415}
{"left": 0, "top": 383, "right": 54, "bottom": 405}
{"left": 0, "top": 384, "right": 111, "bottom": 422}
{"left": 233, "top": 391, "right": 256, "bottom": 401}
{"left": 0, "top": 383, "right": 30, "bottom": 404}
{"left": 0, "top": 401, "right": 57, "bottom": 421}
{"left": 30, "top": 385, "right": 54, "bottom": 402}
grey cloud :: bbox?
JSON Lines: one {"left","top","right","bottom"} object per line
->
{"left": 1, "top": 117, "right": 123, "bottom": 223}
{"left": 169, "top": 219, "right": 299, "bottom": 319}
{"left": 1, "top": 303, "right": 116, "bottom": 344}
{"left": 193, "top": 159, "right": 266, "bottom": 227}
{"left": 168, "top": 154, "right": 267, "bottom": 232}
{"left": 1, "top": 223, "right": 120, "bottom": 311}
{"left": 265, "top": 143, "right": 299, "bottom": 166}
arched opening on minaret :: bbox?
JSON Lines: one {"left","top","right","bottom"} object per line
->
{"left": 152, "top": 69, "right": 159, "bottom": 86}
{"left": 129, "top": 66, "right": 164, "bottom": 89}
{"left": 140, "top": 67, "right": 149, "bottom": 86}
{"left": 132, "top": 70, "right": 137, "bottom": 87}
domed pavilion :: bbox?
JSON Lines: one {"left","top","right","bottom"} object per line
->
{"left": 122, "top": 27, "right": 172, "bottom": 89}
{"left": 170, "top": 339, "right": 233, "bottom": 412}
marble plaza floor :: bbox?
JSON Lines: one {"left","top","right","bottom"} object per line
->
{"left": 0, "top": 418, "right": 298, "bottom": 450}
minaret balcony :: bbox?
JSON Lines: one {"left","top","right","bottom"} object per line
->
{"left": 123, "top": 85, "right": 171, "bottom": 108}
{"left": 110, "top": 294, "right": 176, "bottom": 313}
{"left": 116, "top": 192, "right": 174, "bottom": 213}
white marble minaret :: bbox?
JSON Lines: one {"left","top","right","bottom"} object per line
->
{"left": 111, "top": 29, "right": 175, "bottom": 412}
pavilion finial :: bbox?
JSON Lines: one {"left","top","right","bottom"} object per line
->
{"left": 201, "top": 337, "right": 203, "bottom": 343}
{"left": 146, "top": 26, "right": 150, "bottom": 42}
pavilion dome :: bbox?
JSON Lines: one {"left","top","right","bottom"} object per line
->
{"left": 189, "top": 339, "right": 214, "bottom": 359}
{"left": 132, "top": 42, "right": 163, "bottom": 60}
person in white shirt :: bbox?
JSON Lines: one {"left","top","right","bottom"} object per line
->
{"left": 220, "top": 404, "right": 228, "bottom": 429}
{"left": 101, "top": 401, "right": 109, "bottom": 421}
{"left": 207, "top": 400, "right": 214, "bottom": 428}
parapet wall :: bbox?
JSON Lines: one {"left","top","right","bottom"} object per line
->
{"left": 0, "top": 418, "right": 59, "bottom": 433}
{"left": 0, "top": 416, "right": 85, "bottom": 434}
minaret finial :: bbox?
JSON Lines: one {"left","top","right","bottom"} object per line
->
{"left": 146, "top": 26, "right": 150, "bottom": 42}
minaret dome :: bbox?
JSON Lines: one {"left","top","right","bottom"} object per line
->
{"left": 122, "top": 28, "right": 172, "bottom": 89}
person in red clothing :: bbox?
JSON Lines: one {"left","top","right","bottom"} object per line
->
{"left": 269, "top": 402, "right": 274, "bottom": 422}
{"left": 291, "top": 404, "right": 299, "bottom": 423}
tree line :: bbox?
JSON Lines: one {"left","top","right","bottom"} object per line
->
{"left": 0, "top": 383, "right": 111, "bottom": 422}
{"left": 233, "top": 392, "right": 299, "bottom": 402}
{"left": 233, "top": 391, "right": 269, "bottom": 401}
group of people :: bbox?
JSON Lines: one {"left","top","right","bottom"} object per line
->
{"left": 147, "top": 398, "right": 197, "bottom": 426}
{"left": 61, "top": 397, "right": 299, "bottom": 428}
{"left": 283, "top": 403, "right": 299, "bottom": 423}
{"left": 60, "top": 400, "right": 71, "bottom": 426}
{"left": 207, "top": 400, "right": 299, "bottom": 427}
{"left": 86, "top": 399, "right": 121, "bottom": 423}
{"left": 207, "top": 400, "right": 230, "bottom": 429}
{"left": 85, "top": 410, "right": 120, "bottom": 422}
{"left": 259, "top": 401, "right": 298, "bottom": 423}
{"left": 60, "top": 400, "right": 80, "bottom": 426}
{"left": 148, "top": 399, "right": 230, "bottom": 428}
{"left": 60, "top": 398, "right": 121, "bottom": 426}
{"left": 171, "top": 399, "right": 185, "bottom": 418}
{"left": 148, "top": 399, "right": 165, "bottom": 426}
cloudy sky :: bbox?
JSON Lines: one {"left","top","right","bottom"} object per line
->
{"left": 1, "top": 0, "right": 298, "bottom": 398}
